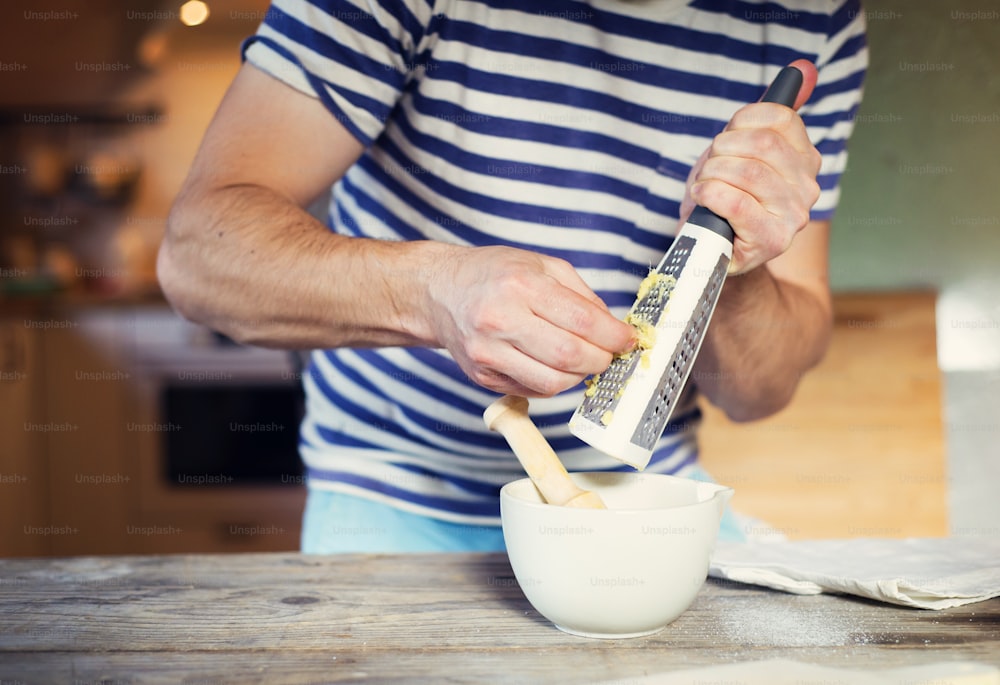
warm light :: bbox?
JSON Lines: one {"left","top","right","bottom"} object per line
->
{"left": 179, "top": 0, "right": 210, "bottom": 26}
{"left": 138, "top": 29, "right": 170, "bottom": 67}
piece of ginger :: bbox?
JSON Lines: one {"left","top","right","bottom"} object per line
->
{"left": 635, "top": 270, "right": 677, "bottom": 306}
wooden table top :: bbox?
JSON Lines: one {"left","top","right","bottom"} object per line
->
{"left": 1, "top": 552, "right": 997, "bottom": 683}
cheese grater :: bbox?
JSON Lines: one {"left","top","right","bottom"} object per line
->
{"left": 569, "top": 66, "right": 805, "bottom": 470}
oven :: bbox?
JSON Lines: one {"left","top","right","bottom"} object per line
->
{"left": 125, "top": 307, "right": 307, "bottom": 548}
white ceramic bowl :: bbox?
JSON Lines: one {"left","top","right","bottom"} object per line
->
{"left": 500, "top": 471, "right": 733, "bottom": 639}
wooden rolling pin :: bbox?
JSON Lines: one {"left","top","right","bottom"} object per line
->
{"left": 484, "top": 395, "right": 606, "bottom": 509}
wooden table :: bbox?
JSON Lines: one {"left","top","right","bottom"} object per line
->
{"left": 1, "top": 553, "right": 997, "bottom": 683}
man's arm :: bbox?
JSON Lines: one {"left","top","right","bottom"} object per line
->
{"left": 680, "top": 60, "right": 833, "bottom": 421}
{"left": 692, "top": 219, "right": 832, "bottom": 422}
{"left": 158, "top": 63, "right": 635, "bottom": 398}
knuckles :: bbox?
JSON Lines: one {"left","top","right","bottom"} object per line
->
{"left": 531, "top": 376, "right": 565, "bottom": 398}
{"left": 729, "top": 103, "right": 788, "bottom": 131}
{"left": 550, "top": 338, "right": 585, "bottom": 371}
{"left": 463, "top": 339, "right": 497, "bottom": 376}
{"left": 702, "top": 181, "right": 750, "bottom": 224}
{"left": 735, "top": 158, "right": 771, "bottom": 190}
{"left": 493, "top": 266, "right": 535, "bottom": 299}
{"left": 773, "top": 207, "right": 809, "bottom": 249}
{"left": 804, "top": 176, "right": 822, "bottom": 208}
{"left": 789, "top": 207, "right": 812, "bottom": 234}
{"left": 566, "top": 305, "right": 596, "bottom": 337}
{"left": 744, "top": 128, "right": 785, "bottom": 158}
{"left": 467, "top": 307, "right": 505, "bottom": 336}
{"left": 768, "top": 224, "right": 796, "bottom": 257}
{"left": 807, "top": 146, "right": 823, "bottom": 175}
{"left": 544, "top": 256, "right": 576, "bottom": 280}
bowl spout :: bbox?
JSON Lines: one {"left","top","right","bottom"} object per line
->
{"left": 697, "top": 481, "right": 734, "bottom": 523}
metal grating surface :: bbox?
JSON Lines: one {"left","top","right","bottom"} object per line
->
{"left": 630, "top": 252, "right": 730, "bottom": 450}
{"left": 630, "top": 235, "right": 694, "bottom": 325}
{"left": 576, "top": 236, "right": 695, "bottom": 425}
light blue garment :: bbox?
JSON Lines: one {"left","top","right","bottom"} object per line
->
{"left": 301, "top": 467, "right": 746, "bottom": 554}
{"left": 301, "top": 490, "right": 507, "bottom": 553}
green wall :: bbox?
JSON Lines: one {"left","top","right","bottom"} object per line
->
{"left": 830, "top": 3, "right": 1000, "bottom": 293}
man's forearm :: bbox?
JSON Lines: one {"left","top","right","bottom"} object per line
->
{"left": 158, "top": 61, "right": 634, "bottom": 397}
{"left": 158, "top": 184, "right": 443, "bottom": 349}
{"left": 158, "top": 183, "right": 636, "bottom": 397}
{"left": 691, "top": 266, "right": 833, "bottom": 422}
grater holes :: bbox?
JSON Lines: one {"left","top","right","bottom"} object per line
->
{"left": 578, "top": 351, "right": 642, "bottom": 422}
{"left": 630, "top": 252, "right": 731, "bottom": 450}
{"left": 631, "top": 278, "right": 677, "bottom": 324}
{"left": 627, "top": 235, "right": 695, "bottom": 331}
{"left": 575, "top": 235, "right": 702, "bottom": 432}
{"left": 659, "top": 237, "right": 694, "bottom": 277}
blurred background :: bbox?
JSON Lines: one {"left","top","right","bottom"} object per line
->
{"left": 0, "top": 1, "right": 997, "bottom": 556}
{"left": 825, "top": 3, "right": 1000, "bottom": 543}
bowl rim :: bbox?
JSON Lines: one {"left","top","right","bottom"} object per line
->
{"left": 499, "top": 471, "right": 733, "bottom": 515}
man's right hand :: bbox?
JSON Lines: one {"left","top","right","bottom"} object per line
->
{"left": 424, "top": 245, "right": 636, "bottom": 398}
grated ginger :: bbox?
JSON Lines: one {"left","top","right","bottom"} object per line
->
{"left": 581, "top": 271, "right": 674, "bottom": 406}
{"left": 625, "top": 270, "right": 675, "bottom": 353}
{"left": 624, "top": 312, "right": 656, "bottom": 351}
{"left": 635, "top": 270, "right": 677, "bottom": 306}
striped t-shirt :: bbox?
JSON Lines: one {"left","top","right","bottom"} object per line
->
{"left": 243, "top": 0, "right": 868, "bottom": 524}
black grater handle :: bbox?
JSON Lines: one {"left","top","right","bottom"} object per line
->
{"left": 689, "top": 65, "right": 805, "bottom": 243}
{"left": 760, "top": 65, "right": 805, "bottom": 108}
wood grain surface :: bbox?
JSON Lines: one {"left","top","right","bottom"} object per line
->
{"left": 1, "top": 552, "right": 996, "bottom": 684}
{"left": 700, "top": 291, "right": 948, "bottom": 540}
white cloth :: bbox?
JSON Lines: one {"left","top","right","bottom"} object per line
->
{"left": 709, "top": 537, "right": 1000, "bottom": 609}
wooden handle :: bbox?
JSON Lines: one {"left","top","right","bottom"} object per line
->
{"left": 484, "top": 396, "right": 606, "bottom": 509}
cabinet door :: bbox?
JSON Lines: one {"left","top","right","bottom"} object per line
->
{"left": 42, "top": 309, "right": 138, "bottom": 555}
{"left": 0, "top": 320, "right": 48, "bottom": 557}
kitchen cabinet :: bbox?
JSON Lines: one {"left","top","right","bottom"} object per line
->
{"left": 0, "top": 317, "right": 47, "bottom": 556}
{"left": 41, "top": 308, "right": 137, "bottom": 555}
{"left": 1, "top": 300, "right": 305, "bottom": 557}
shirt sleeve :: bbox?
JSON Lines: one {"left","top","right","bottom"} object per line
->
{"left": 800, "top": 0, "right": 869, "bottom": 221}
{"left": 242, "top": 0, "right": 438, "bottom": 146}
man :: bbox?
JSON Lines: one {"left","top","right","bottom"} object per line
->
{"left": 158, "top": 0, "right": 867, "bottom": 552}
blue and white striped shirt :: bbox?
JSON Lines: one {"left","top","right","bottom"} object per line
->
{"left": 244, "top": 0, "right": 868, "bottom": 524}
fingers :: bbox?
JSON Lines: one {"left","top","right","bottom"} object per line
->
{"left": 429, "top": 247, "right": 636, "bottom": 398}
{"left": 513, "top": 316, "right": 614, "bottom": 376}
{"left": 693, "top": 141, "right": 820, "bottom": 224}
{"left": 786, "top": 59, "right": 818, "bottom": 111}
{"left": 541, "top": 257, "right": 611, "bottom": 311}
{"left": 498, "top": 264, "right": 634, "bottom": 396}
{"left": 457, "top": 302, "right": 626, "bottom": 398}
{"left": 686, "top": 60, "right": 823, "bottom": 274}
{"left": 538, "top": 260, "right": 636, "bottom": 353}
{"left": 458, "top": 338, "right": 589, "bottom": 399}
{"left": 691, "top": 149, "right": 817, "bottom": 273}
{"left": 691, "top": 179, "right": 794, "bottom": 273}
{"left": 724, "top": 103, "right": 817, "bottom": 157}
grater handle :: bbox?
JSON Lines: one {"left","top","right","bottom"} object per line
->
{"left": 760, "top": 65, "right": 805, "bottom": 108}
{"left": 688, "top": 65, "right": 805, "bottom": 243}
